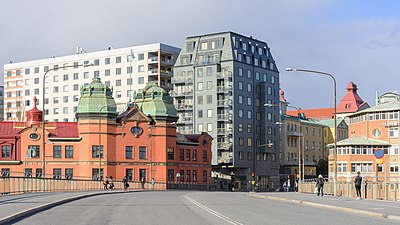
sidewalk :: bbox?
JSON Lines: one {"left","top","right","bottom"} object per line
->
{"left": 0, "top": 190, "right": 132, "bottom": 224}
{"left": 249, "top": 192, "right": 400, "bottom": 221}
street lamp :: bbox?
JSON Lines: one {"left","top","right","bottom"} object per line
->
{"left": 98, "top": 102, "right": 127, "bottom": 189}
{"left": 285, "top": 67, "right": 337, "bottom": 196}
{"left": 42, "top": 63, "right": 92, "bottom": 191}
{"left": 265, "top": 103, "right": 303, "bottom": 182}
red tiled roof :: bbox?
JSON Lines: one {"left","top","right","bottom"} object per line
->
{"left": 48, "top": 122, "right": 79, "bottom": 138}
{"left": 287, "top": 108, "right": 334, "bottom": 120}
{"left": 0, "top": 122, "right": 24, "bottom": 136}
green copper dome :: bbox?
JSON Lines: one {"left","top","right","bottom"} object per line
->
{"left": 75, "top": 77, "right": 118, "bottom": 119}
{"left": 133, "top": 81, "right": 178, "bottom": 123}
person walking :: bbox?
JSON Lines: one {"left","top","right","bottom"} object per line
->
{"left": 141, "top": 176, "right": 145, "bottom": 189}
{"left": 355, "top": 171, "right": 363, "bottom": 199}
{"left": 122, "top": 176, "right": 129, "bottom": 191}
{"left": 103, "top": 177, "right": 109, "bottom": 190}
{"left": 287, "top": 178, "right": 291, "bottom": 192}
{"left": 315, "top": 174, "right": 324, "bottom": 197}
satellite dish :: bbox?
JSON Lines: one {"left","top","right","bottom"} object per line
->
{"left": 26, "top": 148, "right": 36, "bottom": 158}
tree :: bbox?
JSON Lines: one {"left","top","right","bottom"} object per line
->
{"left": 316, "top": 159, "right": 328, "bottom": 176}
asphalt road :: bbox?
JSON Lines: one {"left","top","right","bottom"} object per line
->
{"left": 13, "top": 191, "right": 399, "bottom": 225}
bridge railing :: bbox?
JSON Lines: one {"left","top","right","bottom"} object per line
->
{"left": 299, "top": 180, "right": 400, "bottom": 201}
{"left": 0, "top": 176, "right": 213, "bottom": 195}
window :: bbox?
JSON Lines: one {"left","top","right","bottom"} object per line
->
{"left": 139, "top": 146, "right": 147, "bottom": 159}
{"left": 247, "top": 152, "right": 252, "bottom": 160}
{"left": 192, "top": 150, "right": 197, "bottom": 161}
{"left": 390, "top": 165, "right": 399, "bottom": 173}
{"left": 192, "top": 170, "right": 197, "bottom": 182}
{"left": 94, "top": 71, "right": 100, "bottom": 78}
{"left": 63, "top": 107, "right": 68, "bottom": 114}
{"left": 116, "top": 68, "right": 121, "bottom": 75}
{"left": 197, "top": 96, "right": 203, "bottom": 105}
{"left": 166, "top": 147, "right": 174, "bottom": 160}
{"left": 1, "top": 146, "right": 10, "bottom": 158}
{"left": 238, "top": 123, "right": 244, "bottom": 132}
{"left": 53, "top": 146, "right": 62, "bottom": 158}
{"left": 53, "top": 169, "right": 61, "bottom": 179}
{"left": 1, "top": 168, "right": 10, "bottom": 177}
{"left": 84, "top": 72, "right": 89, "bottom": 79}
{"left": 34, "top": 77, "right": 40, "bottom": 84}
{"left": 238, "top": 81, "right": 243, "bottom": 90}
{"left": 138, "top": 65, "right": 144, "bottom": 72}
{"left": 247, "top": 70, "right": 252, "bottom": 78}
{"left": 247, "top": 111, "right": 252, "bottom": 119}
{"left": 65, "top": 169, "right": 73, "bottom": 179}
{"left": 247, "top": 83, "right": 252, "bottom": 92}
{"left": 180, "top": 149, "right": 184, "bottom": 161}
{"left": 197, "top": 82, "right": 203, "bottom": 91}
{"left": 73, "top": 84, "right": 79, "bottom": 91}
{"left": 63, "top": 96, "right": 68, "bottom": 103}
{"left": 203, "top": 170, "right": 208, "bottom": 182}
{"left": 203, "top": 150, "right": 207, "bottom": 162}
{"left": 206, "top": 109, "right": 212, "bottom": 118}
{"left": 186, "top": 170, "right": 191, "bottom": 182}
{"left": 168, "top": 169, "right": 174, "bottom": 182}
{"left": 238, "top": 96, "right": 243, "bottom": 104}
{"left": 28, "top": 145, "right": 40, "bottom": 158}
{"left": 138, "top": 77, "right": 144, "bottom": 84}
{"left": 238, "top": 109, "right": 243, "bottom": 118}
{"left": 198, "top": 110, "right": 203, "bottom": 118}
{"left": 92, "top": 145, "right": 104, "bottom": 158}
{"left": 123, "top": 169, "right": 132, "bottom": 182}
{"left": 65, "top": 146, "right": 73, "bottom": 158}
{"left": 105, "top": 58, "right": 110, "bottom": 65}
{"left": 34, "top": 67, "right": 39, "bottom": 73}
{"left": 201, "top": 42, "right": 208, "bottom": 50}
{"left": 185, "top": 149, "right": 191, "bottom": 161}
{"left": 116, "top": 80, "right": 121, "bottom": 86}
{"left": 138, "top": 53, "right": 144, "bottom": 60}
{"left": 125, "top": 146, "right": 133, "bottom": 159}
{"left": 73, "top": 73, "right": 79, "bottom": 80}
{"left": 239, "top": 151, "right": 244, "bottom": 160}
{"left": 116, "top": 56, "right": 121, "bottom": 63}
{"left": 206, "top": 81, "right": 212, "bottom": 90}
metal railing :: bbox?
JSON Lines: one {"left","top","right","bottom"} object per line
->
{"left": 0, "top": 175, "right": 213, "bottom": 195}
{"left": 299, "top": 180, "right": 400, "bottom": 201}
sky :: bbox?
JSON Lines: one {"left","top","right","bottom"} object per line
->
{"left": 1, "top": 0, "right": 400, "bottom": 109}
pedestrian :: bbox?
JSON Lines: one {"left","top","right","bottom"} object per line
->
{"left": 108, "top": 176, "right": 114, "bottom": 189}
{"left": 295, "top": 179, "right": 299, "bottom": 192}
{"left": 355, "top": 171, "right": 363, "bottom": 199}
{"left": 287, "top": 178, "right": 291, "bottom": 192}
{"left": 151, "top": 178, "right": 155, "bottom": 190}
{"left": 315, "top": 174, "right": 324, "bottom": 197}
{"left": 141, "top": 176, "right": 145, "bottom": 189}
{"left": 283, "top": 181, "right": 287, "bottom": 192}
{"left": 103, "top": 177, "right": 109, "bottom": 190}
{"left": 122, "top": 176, "right": 129, "bottom": 191}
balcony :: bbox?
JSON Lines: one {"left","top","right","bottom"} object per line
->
{"left": 193, "top": 57, "right": 220, "bottom": 66}
{"left": 286, "top": 131, "right": 303, "bottom": 137}
{"left": 171, "top": 76, "right": 193, "bottom": 84}
{"left": 217, "top": 99, "right": 232, "bottom": 107}
{"left": 173, "top": 90, "right": 193, "bottom": 98}
{"left": 217, "top": 152, "right": 233, "bottom": 164}
{"left": 176, "top": 116, "right": 193, "bottom": 124}
{"left": 217, "top": 85, "right": 232, "bottom": 93}
{"left": 148, "top": 69, "right": 172, "bottom": 77}
{"left": 148, "top": 56, "right": 175, "bottom": 65}
{"left": 217, "top": 113, "right": 232, "bottom": 121}
{"left": 216, "top": 71, "right": 232, "bottom": 79}
{"left": 217, "top": 128, "right": 233, "bottom": 135}
{"left": 217, "top": 141, "right": 232, "bottom": 149}
{"left": 175, "top": 104, "right": 193, "bottom": 111}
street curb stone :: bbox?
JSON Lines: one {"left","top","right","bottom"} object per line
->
{"left": 0, "top": 190, "right": 135, "bottom": 224}
{"left": 248, "top": 194, "right": 400, "bottom": 221}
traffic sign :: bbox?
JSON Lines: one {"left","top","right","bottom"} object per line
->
{"left": 374, "top": 149, "right": 384, "bottom": 159}
{"left": 376, "top": 158, "right": 383, "bottom": 164}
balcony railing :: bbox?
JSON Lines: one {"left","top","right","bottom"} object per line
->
{"left": 217, "top": 114, "right": 232, "bottom": 121}
{"left": 217, "top": 85, "right": 232, "bottom": 93}
{"left": 176, "top": 104, "right": 193, "bottom": 111}
{"left": 217, "top": 99, "right": 232, "bottom": 107}
{"left": 148, "top": 57, "right": 174, "bottom": 65}
{"left": 173, "top": 90, "right": 193, "bottom": 97}
{"left": 216, "top": 71, "right": 232, "bottom": 79}
{"left": 171, "top": 77, "right": 193, "bottom": 84}
{"left": 193, "top": 57, "right": 220, "bottom": 66}
{"left": 177, "top": 117, "right": 193, "bottom": 124}
{"left": 217, "top": 142, "right": 232, "bottom": 149}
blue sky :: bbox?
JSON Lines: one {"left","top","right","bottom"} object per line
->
{"left": 1, "top": 0, "right": 400, "bottom": 109}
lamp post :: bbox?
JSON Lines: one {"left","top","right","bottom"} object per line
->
{"left": 42, "top": 63, "right": 91, "bottom": 191}
{"left": 265, "top": 103, "right": 303, "bottom": 182}
{"left": 98, "top": 102, "right": 126, "bottom": 189}
{"left": 285, "top": 67, "right": 337, "bottom": 196}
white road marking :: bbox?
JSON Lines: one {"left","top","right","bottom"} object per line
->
{"left": 184, "top": 194, "right": 243, "bottom": 225}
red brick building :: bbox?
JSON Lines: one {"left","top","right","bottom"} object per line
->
{"left": 0, "top": 79, "right": 212, "bottom": 188}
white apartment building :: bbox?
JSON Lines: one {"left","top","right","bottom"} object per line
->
{"left": 3, "top": 43, "right": 180, "bottom": 122}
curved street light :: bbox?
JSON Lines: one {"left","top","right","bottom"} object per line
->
{"left": 265, "top": 103, "right": 303, "bottom": 183}
{"left": 285, "top": 67, "right": 337, "bottom": 196}
{"left": 42, "top": 63, "right": 93, "bottom": 191}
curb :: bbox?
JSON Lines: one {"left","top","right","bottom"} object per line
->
{"left": 248, "top": 194, "right": 400, "bottom": 221}
{"left": 0, "top": 190, "right": 135, "bottom": 224}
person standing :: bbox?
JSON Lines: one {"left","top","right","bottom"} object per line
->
{"left": 141, "top": 176, "right": 145, "bottom": 189}
{"left": 122, "top": 176, "right": 129, "bottom": 191}
{"left": 355, "top": 171, "right": 363, "bottom": 199}
{"left": 287, "top": 178, "right": 291, "bottom": 192}
{"left": 151, "top": 178, "right": 155, "bottom": 190}
{"left": 315, "top": 174, "right": 324, "bottom": 197}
